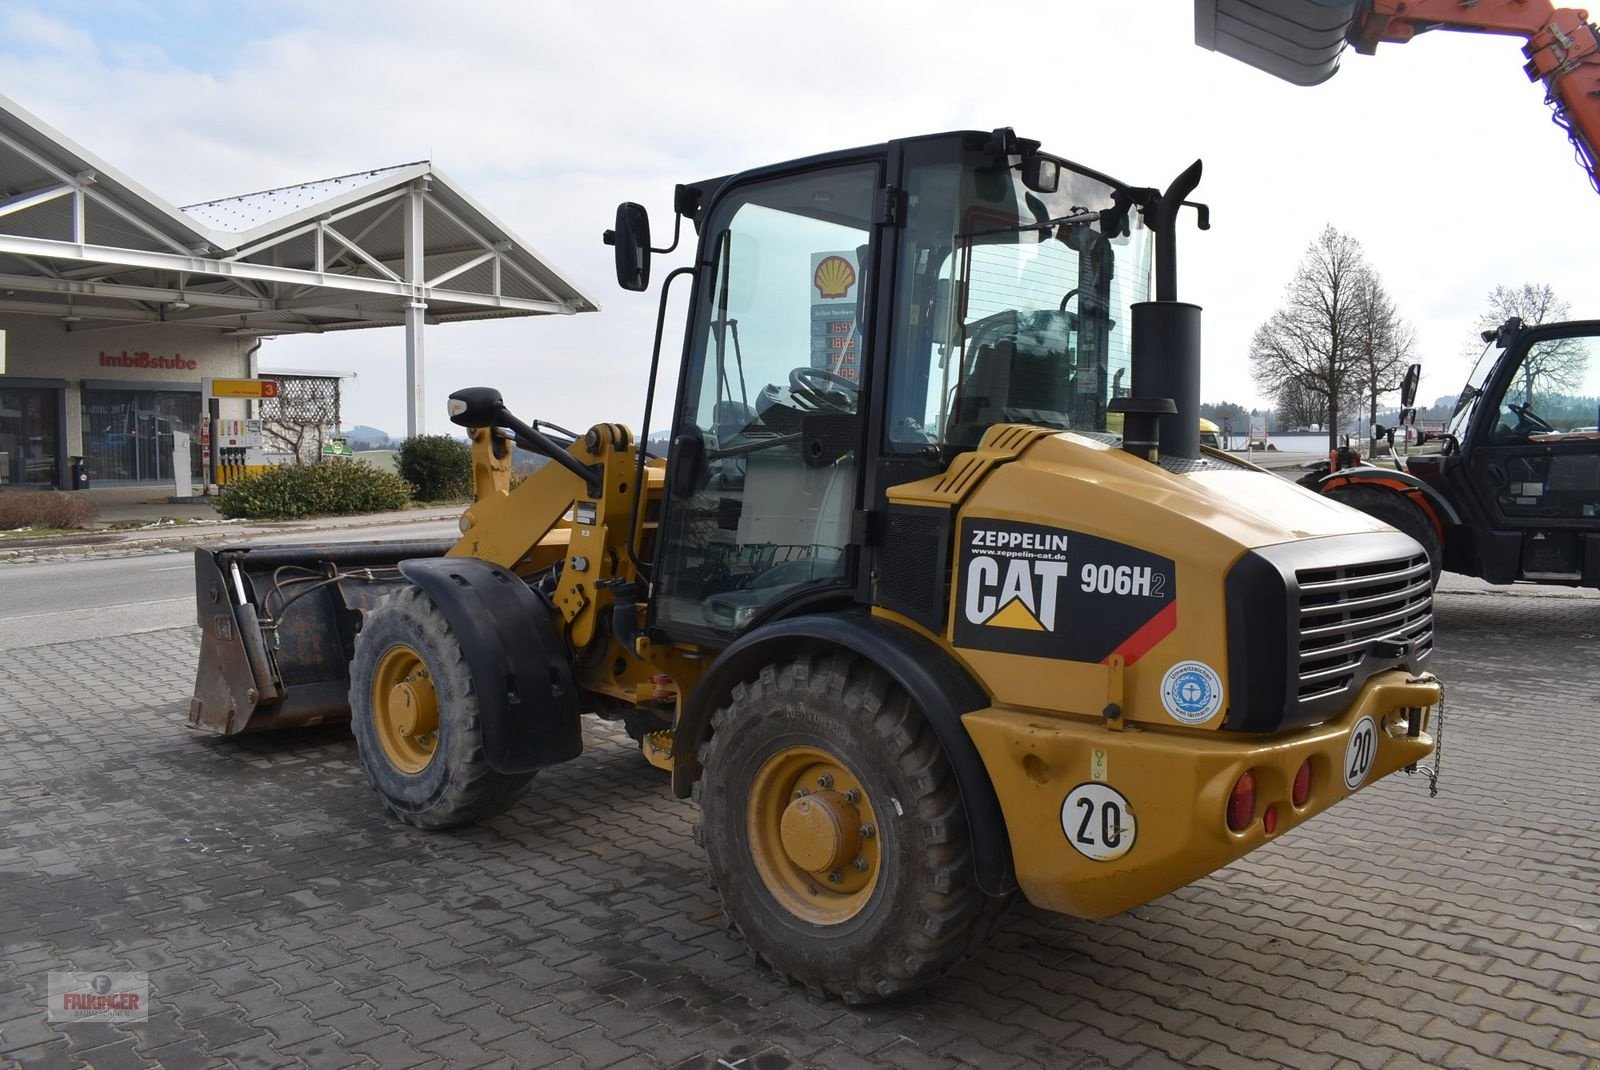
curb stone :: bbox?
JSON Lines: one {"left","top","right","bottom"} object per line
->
{"left": 0, "top": 509, "right": 461, "bottom": 565}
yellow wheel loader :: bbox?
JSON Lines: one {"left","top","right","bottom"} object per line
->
{"left": 188, "top": 128, "right": 1439, "bottom": 1003}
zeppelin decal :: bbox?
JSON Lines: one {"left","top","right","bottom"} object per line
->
{"left": 953, "top": 518, "right": 1177, "bottom": 664}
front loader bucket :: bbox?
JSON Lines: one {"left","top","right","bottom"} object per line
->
{"left": 188, "top": 540, "right": 452, "bottom": 735}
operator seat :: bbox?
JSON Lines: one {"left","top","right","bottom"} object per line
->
{"left": 953, "top": 338, "right": 1073, "bottom": 445}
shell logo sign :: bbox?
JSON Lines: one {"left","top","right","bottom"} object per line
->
{"left": 813, "top": 255, "right": 856, "bottom": 300}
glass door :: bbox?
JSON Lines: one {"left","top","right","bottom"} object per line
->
{"left": 1468, "top": 329, "right": 1600, "bottom": 522}
{"left": 83, "top": 389, "right": 201, "bottom": 483}
{"left": 652, "top": 161, "right": 881, "bottom": 636}
{"left": 0, "top": 387, "right": 61, "bottom": 486}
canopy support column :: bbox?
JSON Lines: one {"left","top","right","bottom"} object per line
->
{"left": 404, "top": 181, "right": 427, "bottom": 436}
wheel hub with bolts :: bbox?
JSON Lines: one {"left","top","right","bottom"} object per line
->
{"left": 371, "top": 645, "right": 441, "bottom": 774}
{"left": 779, "top": 788, "right": 861, "bottom": 873}
{"left": 748, "top": 747, "right": 881, "bottom": 925}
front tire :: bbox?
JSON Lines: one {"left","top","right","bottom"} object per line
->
{"left": 348, "top": 585, "right": 535, "bottom": 828}
{"left": 1326, "top": 484, "right": 1442, "bottom": 589}
{"left": 694, "top": 651, "right": 1006, "bottom": 1003}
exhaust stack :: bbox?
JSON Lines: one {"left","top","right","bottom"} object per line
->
{"left": 1131, "top": 301, "right": 1202, "bottom": 461}
{"left": 1121, "top": 161, "right": 1207, "bottom": 462}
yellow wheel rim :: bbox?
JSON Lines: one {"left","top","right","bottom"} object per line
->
{"left": 747, "top": 745, "right": 881, "bottom": 926}
{"left": 371, "top": 644, "right": 440, "bottom": 774}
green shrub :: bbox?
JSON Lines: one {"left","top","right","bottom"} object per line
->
{"left": 396, "top": 434, "right": 472, "bottom": 501}
{"left": 215, "top": 460, "right": 414, "bottom": 520}
{"left": 0, "top": 490, "right": 97, "bottom": 530}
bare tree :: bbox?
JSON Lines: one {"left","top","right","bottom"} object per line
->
{"left": 1473, "top": 283, "right": 1585, "bottom": 406}
{"left": 1271, "top": 378, "right": 1321, "bottom": 432}
{"left": 1474, "top": 282, "right": 1570, "bottom": 333}
{"left": 1349, "top": 270, "right": 1417, "bottom": 456}
{"left": 1250, "top": 226, "right": 1371, "bottom": 449}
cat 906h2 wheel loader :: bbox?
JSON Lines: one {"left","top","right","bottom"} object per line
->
{"left": 188, "top": 128, "right": 1440, "bottom": 1002}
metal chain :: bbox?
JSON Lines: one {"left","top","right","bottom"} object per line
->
{"left": 1403, "top": 681, "right": 1444, "bottom": 797}
{"left": 1428, "top": 692, "right": 1444, "bottom": 798}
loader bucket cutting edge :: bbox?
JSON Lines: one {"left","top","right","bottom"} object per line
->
{"left": 187, "top": 540, "right": 453, "bottom": 736}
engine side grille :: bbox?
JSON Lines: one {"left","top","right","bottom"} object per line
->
{"left": 1295, "top": 552, "right": 1433, "bottom": 702}
{"left": 875, "top": 505, "right": 950, "bottom": 632}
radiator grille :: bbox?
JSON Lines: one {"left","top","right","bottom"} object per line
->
{"left": 1295, "top": 553, "right": 1433, "bottom": 702}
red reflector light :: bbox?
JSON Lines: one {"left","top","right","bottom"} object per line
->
{"left": 1263, "top": 806, "right": 1278, "bottom": 834}
{"left": 1293, "top": 759, "right": 1313, "bottom": 807}
{"left": 1227, "top": 771, "right": 1256, "bottom": 832}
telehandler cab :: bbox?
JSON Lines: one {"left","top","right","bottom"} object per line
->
{"left": 189, "top": 129, "right": 1440, "bottom": 1002}
{"left": 1304, "top": 318, "right": 1600, "bottom": 590}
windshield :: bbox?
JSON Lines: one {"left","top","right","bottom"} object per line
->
{"left": 885, "top": 142, "right": 1153, "bottom": 454}
{"left": 1448, "top": 339, "right": 1501, "bottom": 439}
{"left": 1484, "top": 329, "right": 1600, "bottom": 441}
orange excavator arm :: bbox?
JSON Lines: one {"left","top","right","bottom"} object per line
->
{"left": 1195, "top": 0, "right": 1600, "bottom": 193}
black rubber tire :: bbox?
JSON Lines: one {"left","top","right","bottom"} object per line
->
{"left": 348, "top": 585, "right": 535, "bottom": 828}
{"left": 1326, "top": 484, "right": 1443, "bottom": 590}
{"left": 693, "top": 650, "right": 1009, "bottom": 1003}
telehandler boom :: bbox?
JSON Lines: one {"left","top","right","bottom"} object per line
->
{"left": 1195, "top": 0, "right": 1600, "bottom": 193}
{"left": 189, "top": 129, "right": 1440, "bottom": 1002}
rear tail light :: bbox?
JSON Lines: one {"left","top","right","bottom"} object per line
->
{"left": 1227, "top": 771, "right": 1256, "bottom": 832}
{"left": 1292, "top": 759, "right": 1313, "bottom": 807}
{"left": 1263, "top": 806, "right": 1279, "bottom": 835}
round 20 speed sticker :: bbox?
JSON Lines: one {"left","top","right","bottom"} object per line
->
{"left": 1344, "top": 715, "right": 1379, "bottom": 789}
{"left": 1060, "top": 783, "right": 1136, "bottom": 861}
{"left": 1160, "top": 661, "right": 1223, "bottom": 724}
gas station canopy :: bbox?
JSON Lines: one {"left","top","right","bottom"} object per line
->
{"left": 0, "top": 92, "right": 598, "bottom": 433}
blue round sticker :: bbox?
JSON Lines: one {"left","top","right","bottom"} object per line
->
{"left": 1160, "top": 661, "right": 1223, "bottom": 724}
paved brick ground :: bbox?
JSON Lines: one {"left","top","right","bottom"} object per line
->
{"left": 1, "top": 582, "right": 1596, "bottom": 1069}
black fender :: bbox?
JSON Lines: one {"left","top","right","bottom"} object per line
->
{"left": 1317, "top": 465, "right": 1461, "bottom": 541}
{"left": 398, "top": 557, "right": 581, "bottom": 774}
{"left": 671, "top": 611, "right": 1016, "bottom": 896}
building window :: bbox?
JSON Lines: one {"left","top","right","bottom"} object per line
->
{"left": 81, "top": 389, "right": 201, "bottom": 483}
{"left": 0, "top": 387, "right": 60, "bottom": 486}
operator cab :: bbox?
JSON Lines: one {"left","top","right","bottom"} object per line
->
{"left": 617, "top": 130, "right": 1159, "bottom": 643}
{"left": 1449, "top": 320, "right": 1600, "bottom": 530}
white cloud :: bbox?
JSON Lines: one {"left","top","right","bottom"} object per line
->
{"left": 4, "top": 0, "right": 1596, "bottom": 434}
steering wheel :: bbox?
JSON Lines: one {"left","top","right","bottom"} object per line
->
{"left": 1508, "top": 401, "right": 1554, "bottom": 434}
{"left": 789, "top": 366, "right": 859, "bottom": 412}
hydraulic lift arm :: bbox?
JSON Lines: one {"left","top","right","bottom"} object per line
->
{"left": 1196, "top": 0, "right": 1600, "bottom": 193}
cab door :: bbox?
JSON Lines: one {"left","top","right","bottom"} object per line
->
{"left": 1464, "top": 325, "right": 1600, "bottom": 579}
{"left": 650, "top": 160, "right": 883, "bottom": 640}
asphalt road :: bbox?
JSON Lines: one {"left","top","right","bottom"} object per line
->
{"left": 0, "top": 519, "right": 462, "bottom": 651}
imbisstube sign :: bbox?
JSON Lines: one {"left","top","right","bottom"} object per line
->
{"left": 99, "top": 350, "right": 198, "bottom": 371}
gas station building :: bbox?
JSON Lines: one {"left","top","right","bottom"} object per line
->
{"left": 0, "top": 93, "right": 596, "bottom": 490}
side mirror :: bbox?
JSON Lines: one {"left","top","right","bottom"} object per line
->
{"left": 603, "top": 203, "right": 651, "bottom": 292}
{"left": 1399, "top": 363, "right": 1421, "bottom": 408}
{"left": 1401, "top": 407, "right": 1417, "bottom": 427}
{"left": 447, "top": 387, "right": 506, "bottom": 429}
{"left": 1021, "top": 154, "right": 1060, "bottom": 194}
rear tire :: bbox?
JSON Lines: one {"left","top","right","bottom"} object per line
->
{"left": 694, "top": 651, "right": 1008, "bottom": 1003}
{"left": 1326, "top": 484, "right": 1442, "bottom": 589}
{"left": 349, "top": 585, "right": 535, "bottom": 828}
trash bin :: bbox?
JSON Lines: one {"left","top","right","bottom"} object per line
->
{"left": 68, "top": 456, "right": 89, "bottom": 491}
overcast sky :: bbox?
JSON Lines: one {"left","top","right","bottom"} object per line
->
{"left": 5, "top": 0, "right": 1596, "bottom": 433}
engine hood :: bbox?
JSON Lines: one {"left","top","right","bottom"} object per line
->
{"left": 1022, "top": 433, "right": 1392, "bottom": 548}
